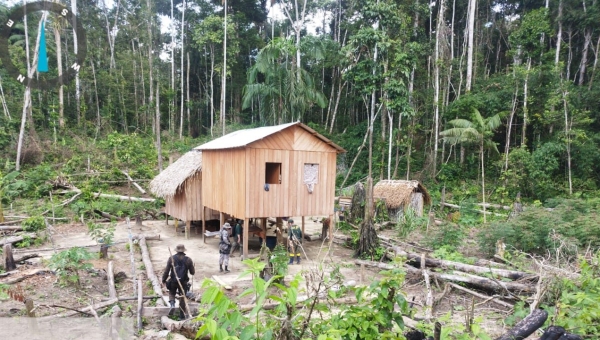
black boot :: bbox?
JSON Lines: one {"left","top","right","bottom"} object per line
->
{"left": 168, "top": 300, "right": 176, "bottom": 316}
{"left": 219, "top": 265, "right": 223, "bottom": 272}
{"left": 296, "top": 255, "right": 301, "bottom": 264}
{"left": 289, "top": 256, "right": 294, "bottom": 264}
{"left": 179, "top": 308, "right": 186, "bottom": 320}
{"left": 224, "top": 266, "right": 230, "bottom": 273}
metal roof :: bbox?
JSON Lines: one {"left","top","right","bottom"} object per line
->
{"left": 194, "top": 122, "right": 345, "bottom": 153}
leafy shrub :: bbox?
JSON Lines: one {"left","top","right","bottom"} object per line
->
{"left": 22, "top": 216, "right": 45, "bottom": 232}
{"left": 48, "top": 247, "right": 93, "bottom": 287}
{"left": 425, "top": 223, "right": 466, "bottom": 250}
{"left": 555, "top": 253, "right": 600, "bottom": 336}
{"left": 396, "top": 208, "right": 426, "bottom": 237}
{"left": 477, "top": 198, "right": 600, "bottom": 256}
{"left": 87, "top": 221, "right": 115, "bottom": 246}
{"left": 432, "top": 245, "right": 474, "bottom": 264}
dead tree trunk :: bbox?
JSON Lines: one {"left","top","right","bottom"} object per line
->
{"left": 3, "top": 244, "right": 16, "bottom": 271}
{"left": 139, "top": 237, "right": 168, "bottom": 305}
{"left": 107, "top": 261, "right": 118, "bottom": 299}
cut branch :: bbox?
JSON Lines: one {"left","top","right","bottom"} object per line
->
{"left": 121, "top": 170, "right": 147, "bottom": 194}
{"left": 39, "top": 298, "right": 119, "bottom": 319}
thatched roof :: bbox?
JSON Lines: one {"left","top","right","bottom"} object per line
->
{"left": 149, "top": 150, "right": 202, "bottom": 199}
{"left": 373, "top": 180, "right": 431, "bottom": 209}
{"left": 194, "top": 121, "right": 345, "bottom": 153}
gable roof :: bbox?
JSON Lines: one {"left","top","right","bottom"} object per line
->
{"left": 194, "top": 122, "right": 345, "bottom": 153}
{"left": 149, "top": 150, "right": 202, "bottom": 199}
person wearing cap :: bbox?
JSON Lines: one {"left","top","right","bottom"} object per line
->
{"left": 230, "top": 219, "right": 244, "bottom": 257}
{"left": 219, "top": 223, "right": 232, "bottom": 273}
{"left": 161, "top": 244, "right": 195, "bottom": 319}
{"left": 287, "top": 219, "right": 303, "bottom": 264}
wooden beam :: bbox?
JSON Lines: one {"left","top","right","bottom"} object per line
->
{"left": 39, "top": 298, "right": 119, "bottom": 319}
{"left": 276, "top": 217, "right": 283, "bottom": 246}
{"left": 212, "top": 275, "right": 232, "bottom": 290}
{"left": 137, "top": 274, "right": 143, "bottom": 332}
{"left": 185, "top": 220, "right": 191, "bottom": 240}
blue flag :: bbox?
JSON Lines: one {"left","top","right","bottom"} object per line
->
{"left": 38, "top": 21, "right": 48, "bottom": 72}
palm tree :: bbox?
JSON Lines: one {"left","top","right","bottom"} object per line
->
{"left": 440, "top": 109, "right": 504, "bottom": 223}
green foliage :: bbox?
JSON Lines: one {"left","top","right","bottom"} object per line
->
{"left": 478, "top": 199, "right": 600, "bottom": 256}
{"left": 432, "top": 246, "right": 474, "bottom": 264}
{"left": 555, "top": 253, "right": 600, "bottom": 336}
{"left": 22, "top": 216, "right": 46, "bottom": 232}
{"left": 48, "top": 247, "right": 93, "bottom": 287}
{"left": 395, "top": 208, "right": 426, "bottom": 237}
{"left": 268, "top": 244, "right": 289, "bottom": 278}
{"left": 425, "top": 223, "right": 466, "bottom": 250}
{"left": 87, "top": 221, "right": 116, "bottom": 246}
{"left": 312, "top": 268, "right": 410, "bottom": 339}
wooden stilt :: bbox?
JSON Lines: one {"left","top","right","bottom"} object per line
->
{"left": 243, "top": 218, "right": 249, "bottom": 260}
{"left": 202, "top": 206, "right": 206, "bottom": 243}
{"left": 301, "top": 216, "right": 305, "bottom": 241}
{"left": 329, "top": 214, "right": 334, "bottom": 246}
{"left": 185, "top": 220, "right": 191, "bottom": 240}
{"left": 276, "top": 217, "right": 283, "bottom": 246}
{"left": 219, "top": 212, "right": 224, "bottom": 229}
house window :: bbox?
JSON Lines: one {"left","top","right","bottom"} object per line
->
{"left": 304, "top": 163, "right": 319, "bottom": 193}
{"left": 265, "top": 162, "right": 282, "bottom": 184}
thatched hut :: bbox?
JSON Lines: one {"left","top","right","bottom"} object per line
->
{"left": 373, "top": 180, "right": 431, "bottom": 221}
{"left": 149, "top": 150, "right": 219, "bottom": 233}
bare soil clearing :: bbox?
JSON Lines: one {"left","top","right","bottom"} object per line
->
{"left": 0, "top": 217, "right": 511, "bottom": 338}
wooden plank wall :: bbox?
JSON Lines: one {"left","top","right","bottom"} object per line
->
{"left": 202, "top": 149, "right": 247, "bottom": 217}
{"left": 164, "top": 173, "right": 221, "bottom": 221}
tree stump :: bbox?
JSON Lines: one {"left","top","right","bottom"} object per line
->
{"left": 496, "top": 309, "right": 548, "bottom": 340}
{"left": 100, "top": 244, "right": 109, "bottom": 259}
{"left": 3, "top": 244, "right": 16, "bottom": 271}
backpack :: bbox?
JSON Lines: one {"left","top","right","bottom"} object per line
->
{"left": 169, "top": 254, "right": 189, "bottom": 286}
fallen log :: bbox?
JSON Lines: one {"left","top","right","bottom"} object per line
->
{"left": 239, "top": 296, "right": 359, "bottom": 312}
{"left": 63, "top": 187, "right": 155, "bottom": 202}
{"left": 132, "top": 234, "right": 161, "bottom": 241}
{"left": 139, "top": 237, "right": 169, "bottom": 305}
{"left": 94, "top": 209, "right": 120, "bottom": 221}
{"left": 403, "top": 265, "right": 536, "bottom": 294}
{"left": 473, "top": 258, "right": 510, "bottom": 269}
{"left": 0, "top": 219, "right": 25, "bottom": 226}
{"left": 102, "top": 295, "right": 161, "bottom": 301}
{"left": 161, "top": 316, "right": 203, "bottom": 339}
{"left": 121, "top": 170, "right": 147, "bottom": 194}
{"left": 495, "top": 309, "right": 547, "bottom": 340}
{"left": 137, "top": 274, "right": 143, "bottom": 332}
{"left": 0, "top": 233, "right": 37, "bottom": 247}
{"left": 355, "top": 260, "right": 535, "bottom": 293}
{"left": 212, "top": 275, "right": 232, "bottom": 290}
{"left": 387, "top": 246, "right": 534, "bottom": 280}
{"left": 447, "top": 283, "right": 513, "bottom": 308}
{"left": 143, "top": 304, "right": 199, "bottom": 317}
{"left": 0, "top": 268, "right": 52, "bottom": 284}
{"left": 0, "top": 226, "right": 23, "bottom": 232}
{"left": 14, "top": 252, "right": 42, "bottom": 262}
{"left": 39, "top": 298, "right": 119, "bottom": 320}
{"left": 107, "top": 261, "right": 118, "bottom": 299}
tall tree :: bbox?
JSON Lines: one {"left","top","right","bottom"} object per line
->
{"left": 441, "top": 109, "right": 503, "bottom": 223}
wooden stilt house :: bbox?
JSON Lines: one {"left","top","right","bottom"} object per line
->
{"left": 195, "top": 122, "right": 345, "bottom": 258}
{"left": 149, "top": 150, "right": 219, "bottom": 238}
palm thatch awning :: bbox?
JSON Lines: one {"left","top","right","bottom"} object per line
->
{"left": 149, "top": 150, "right": 202, "bottom": 200}
{"left": 373, "top": 180, "right": 431, "bottom": 209}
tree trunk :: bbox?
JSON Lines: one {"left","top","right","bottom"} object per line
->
{"left": 107, "top": 261, "right": 118, "bottom": 299}
{"left": 221, "top": 1, "right": 228, "bottom": 135}
{"left": 466, "top": 0, "right": 476, "bottom": 91}
{"left": 521, "top": 58, "right": 531, "bottom": 146}
{"left": 210, "top": 49, "right": 215, "bottom": 136}
{"left": 53, "top": 26, "right": 64, "bottom": 129}
{"left": 481, "top": 141, "right": 486, "bottom": 223}
{"left": 555, "top": 0, "right": 563, "bottom": 67}
{"left": 156, "top": 82, "right": 163, "bottom": 172}
{"left": 146, "top": 0, "right": 154, "bottom": 127}
{"left": 578, "top": 28, "right": 592, "bottom": 86}
{"left": 72, "top": 0, "right": 81, "bottom": 125}
{"left": 433, "top": 0, "right": 446, "bottom": 177}
{"left": 179, "top": 0, "right": 186, "bottom": 139}
{"left": 563, "top": 86, "right": 572, "bottom": 195}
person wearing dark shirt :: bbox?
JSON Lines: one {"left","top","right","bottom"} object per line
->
{"left": 161, "top": 244, "right": 195, "bottom": 319}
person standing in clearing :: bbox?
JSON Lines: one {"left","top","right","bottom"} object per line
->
{"left": 287, "top": 219, "right": 302, "bottom": 264}
{"left": 230, "top": 219, "right": 243, "bottom": 257}
{"left": 219, "top": 223, "right": 232, "bottom": 272}
{"left": 161, "top": 244, "right": 195, "bottom": 319}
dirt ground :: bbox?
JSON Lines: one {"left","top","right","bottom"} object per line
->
{"left": 0, "top": 216, "right": 511, "bottom": 338}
